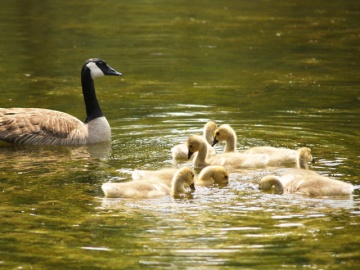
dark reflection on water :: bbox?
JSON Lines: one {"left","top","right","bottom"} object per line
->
{"left": 0, "top": 0, "right": 360, "bottom": 269}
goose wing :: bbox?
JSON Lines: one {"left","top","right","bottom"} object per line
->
{"left": 0, "top": 108, "right": 85, "bottom": 145}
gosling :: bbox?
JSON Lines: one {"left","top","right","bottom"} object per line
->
{"left": 259, "top": 169, "right": 354, "bottom": 197}
{"left": 212, "top": 124, "right": 313, "bottom": 169}
{"left": 102, "top": 167, "right": 195, "bottom": 198}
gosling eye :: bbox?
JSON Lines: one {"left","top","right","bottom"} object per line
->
{"left": 224, "top": 175, "right": 228, "bottom": 180}
{"left": 216, "top": 132, "right": 220, "bottom": 136}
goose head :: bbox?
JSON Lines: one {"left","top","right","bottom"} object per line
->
{"left": 259, "top": 175, "right": 284, "bottom": 194}
{"left": 212, "top": 124, "right": 235, "bottom": 146}
{"left": 203, "top": 121, "right": 218, "bottom": 144}
{"left": 184, "top": 168, "right": 196, "bottom": 191}
{"left": 205, "top": 166, "right": 230, "bottom": 185}
{"left": 172, "top": 167, "right": 196, "bottom": 192}
{"left": 212, "top": 166, "right": 229, "bottom": 185}
{"left": 82, "top": 58, "right": 122, "bottom": 79}
{"left": 298, "top": 147, "right": 313, "bottom": 161}
{"left": 298, "top": 147, "right": 313, "bottom": 169}
{"left": 186, "top": 135, "right": 207, "bottom": 159}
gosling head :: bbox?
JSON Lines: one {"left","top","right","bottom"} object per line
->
{"left": 187, "top": 135, "right": 206, "bottom": 160}
{"left": 298, "top": 147, "right": 313, "bottom": 169}
{"left": 210, "top": 166, "right": 230, "bottom": 185}
{"left": 175, "top": 167, "right": 196, "bottom": 191}
{"left": 259, "top": 175, "right": 284, "bottom": 194}
{"left": 204, "top": 121, "right": 217, "bottom": 132}
{"left": 82, "top": 58, "right": 122, "bottom": 79}
{"left": 212, "top": 124, "right": 234, "bottom": 146}
{"left": 203, "top": 121, "right": 218, "bottom": 141}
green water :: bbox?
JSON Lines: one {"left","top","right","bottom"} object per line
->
{"left": 0, "top": 0, "right": 359, "bottom": 269}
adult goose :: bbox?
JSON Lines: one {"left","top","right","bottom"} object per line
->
{"left": 259, "top": 169, "right": 354, "bottom": 196}
{"left": 0, "top": 58, "right": 122, "bottom": 145}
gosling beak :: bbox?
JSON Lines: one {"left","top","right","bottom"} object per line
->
{"left": 311, "top": 158, "right": 316, "bottom": 164}
{"left": 189, "top": 183, "right": 196, "bottom": 190}
{"left": 188, "top": 150, "right": 194, "bottom": 160}
{"left": 211, "top": 138, "right": 219, "bottom": 147}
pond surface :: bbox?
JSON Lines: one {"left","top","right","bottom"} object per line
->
{"left": 0, "top": 0, "right": 359, "bottom": 269}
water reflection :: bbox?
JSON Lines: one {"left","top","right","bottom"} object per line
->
{"left": 0, "top": 140, "right": 112, "bottom": 160}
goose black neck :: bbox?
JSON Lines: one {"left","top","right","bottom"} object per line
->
{"left": 81, "top": 68, "right": 104, "bottom": 123}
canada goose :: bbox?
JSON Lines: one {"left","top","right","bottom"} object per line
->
{"left": 212, "top": 124, "right": 313, "bottom": 169}
{"left": 259, "top": 169, "right": 354, "bottom": 196}
{"left": 171, "top": 121, "right": 217, "bottom": 160}
{"left": 132, "top": 165, "right": 229, "bottom": 187}
{"left": 0, "top": 58, "right": 122, "bottom": 145}
{"left": 102, "top": 167, "right": 195, "bottom": 198}
{"left": 187, "top": 135, "right": 269, "bottom": 169}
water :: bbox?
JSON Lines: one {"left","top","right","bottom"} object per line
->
{"left": 0, "top": 0, "right": 359, "bottom": 269}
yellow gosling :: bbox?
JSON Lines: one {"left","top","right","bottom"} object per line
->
{"left": 102, "top": 167, "right": 195, "bottom": 198}
{"left": 195, "top": 166, "right": 229, "bottom": 186}
{"left": 212, "top": 124, "right": 313, "bottom": 169}
{"left": 259, "top": 169, "right": 354, "bottom": 196}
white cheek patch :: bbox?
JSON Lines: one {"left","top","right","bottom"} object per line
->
{"left": 86, "top": 62, "right": 104, "bottom": 79}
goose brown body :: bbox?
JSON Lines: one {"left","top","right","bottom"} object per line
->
{"left": 0, "top": 108, "right": 109, "bottom": 145}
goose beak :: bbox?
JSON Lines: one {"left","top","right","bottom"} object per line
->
{"left": 105, "top": 65, "right": 122, "bottom": 76}
{"left": 189, "top": 183, "right": 196, "bottom": 190}
{"left": 188, "top": 150, "right": 194, "bottom": 160}
{"left": 211, "top": 138, "right": 219, "bottom": 146}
